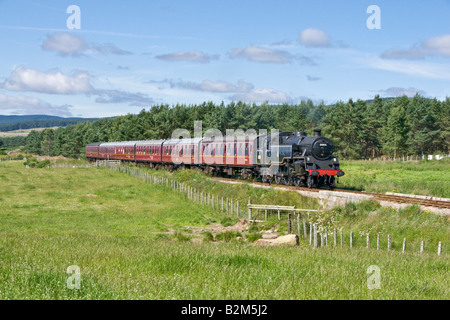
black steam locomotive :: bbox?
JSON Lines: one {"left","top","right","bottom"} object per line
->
{"left": 262, "top": 129, "right": 344, "bottom": 189}
{"left": 86, "top": 129, "right": 344, "bottom": 189}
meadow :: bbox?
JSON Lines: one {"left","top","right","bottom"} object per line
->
{"left": 0, "top": 160, "right": 448, "bottom": 299}
{"left": 338, "top": 159, "right": 450, "bottom": 198}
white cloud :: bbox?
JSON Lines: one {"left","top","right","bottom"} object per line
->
{"left": 42, "top": 32, "right": 87, "bottom": 56}
{"left": 230, "top": 88, "right": 292, "bottom": 103}
{"left": 155, "top": 51, "right": 219, "bottom": 63}
{"left": 379, "top": 87, "right": 426, "bottom": 97}
{"left": 2, "top": 66, "right": 94, "bottom": 94}
{"left": 94, "top": 90, "right": 154, "bottom": 107}
{"left": 370, "top": 57, "right": 450, "bottom": 79}
{"left": 230, "top": 46, "right": 293, "bottom": 64}
{"left": 169, "top": 79, "right": 254, "bottom": 93}
{"left": 299, "top": 28, "right": 331, "bottom": 47}
{"left": 380, "top": 46, "right": 428, "bottom": 60}
{"left": 424, "top": 34, "right": 450, "bottom": 57}
{"left": 42, "top": 32, "right": 132, "bottom": 57}
{"left": 381, "top": 34, "right": 450, "bottom": 60}
{"left": 0, "top": 93, "right": 72, "bottom": 116}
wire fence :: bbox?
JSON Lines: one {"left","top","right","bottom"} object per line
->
{"left": 51, "top": 160, "right": 446, "bottom": 256}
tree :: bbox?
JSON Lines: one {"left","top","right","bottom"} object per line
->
{"left": 383, "top": 103, "right": 410, "bottom": 158}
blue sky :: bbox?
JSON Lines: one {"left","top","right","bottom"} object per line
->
{"left": 0, "top": 0, "right": 449, "bottom": 117}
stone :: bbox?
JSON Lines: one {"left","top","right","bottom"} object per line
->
{"left": 255, "top": 234, "right": 298, "bottom": 247}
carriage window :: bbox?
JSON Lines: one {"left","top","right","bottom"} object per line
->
{"left": 245, "top": 143, "right": 249, "bottom": 156}
{"left": 238, "top": 143, "right": 243, "bottom": 156}
{"left": 234, "top": 144, "right": 237, "bottom": 156}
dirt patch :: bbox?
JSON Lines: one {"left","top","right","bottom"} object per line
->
{"left": 223, "top": 218, "right": 249, "bottom": 232}
{"left": 85, "top": 194, "right": 98, "bottom": 198}
{"left": 36, "top": 156, "right": 67, "bottom": 162}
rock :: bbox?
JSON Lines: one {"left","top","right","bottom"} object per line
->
{"left": 262, "top": 233, "right": 278, "bottom": 239}
{"left": 255, "top": 234, "right": 298, "bottom": 247}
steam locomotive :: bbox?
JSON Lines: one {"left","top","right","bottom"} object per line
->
{"left": 86, "top": 129, "right": 344, "bottom": 189}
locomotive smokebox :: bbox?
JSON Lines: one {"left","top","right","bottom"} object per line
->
{"left": 313, "top": 129, "right": 322, "bottom": 137}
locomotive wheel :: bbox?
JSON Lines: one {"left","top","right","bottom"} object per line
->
{"left": 292, "top": 176, "right": 301, "bottom": 187}
{"left": 274, "top": 175, "right": 282, "bottom": 184}
{"left": 282, "top": 176, "right": 291, "bottom": 186}
{"left": 328, "top": 176, "right": 336, "bottom": 190}
{"left": 307, "top": 175, "right": 315, "bottom": 189}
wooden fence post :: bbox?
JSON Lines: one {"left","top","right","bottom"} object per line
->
{"left": 420, "top": 241, "right": 424, "bottom": 254}
{"left": 248, "top": 199, "right": 252, "bottom": 220}
{"left": 288, "top": 214, "right": 292, "bottom": 234}
{"left": 303, "top": 219, "right": 307, "bottom": 240}
{"left": 388, "top": 234, "right": 391, "bottom": 251}
{"left": 278, "top": 210, "right": 280, "bottom": 220}
{"left": 377, "top": 234, "right": 380, "bottom": 250}
{"left": 325, "top": 227, "right": 328, "bottom": 246}
{"left": 297, "top": 215, "right": 301, "bottom": 238}
{"left": 309, "top": 224, "right": 313, "bottom": 245}
{"left": 367, "top": 233, "right": 370, "bottom": 249}
{"left": 350, "top": 232, "right": 353, "bottom": 249}
{"left": 402, "top": 238, "right": 407, "bottom": 253}
{"left": 265, "top": 209, "right": 268, "bottom": 221}
{"left": 334, "top": 228, "right": 337, "bottom": 247}
{"left": 221, "top": 197, "right": 224, "bottom": 211}
{"left": 313, "top": 224, "right": 317, "bottom": 249}
{"left": 438, "top": 242, "right": 442, "bottom": 256}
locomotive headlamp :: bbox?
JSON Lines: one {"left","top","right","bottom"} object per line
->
{"left": 333, "top": 158, "right": 337, "bottom": 162}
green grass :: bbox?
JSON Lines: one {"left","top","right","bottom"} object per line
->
{"left": 0, "top": 160, "right": 448, "bottom": 299}
{"left": 339, "top": 159, "right": 450, "bottom": 198}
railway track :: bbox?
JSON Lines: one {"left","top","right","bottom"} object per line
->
{"left": 212, "top": 176, "right": 450, "bottom": 210}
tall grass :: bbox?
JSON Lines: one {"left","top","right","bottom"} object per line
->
{"left": 0, "top": 161, "right": 448, "bottom": 299}
{"left": 339, "top": 159, "right": 450, "bottom": 198}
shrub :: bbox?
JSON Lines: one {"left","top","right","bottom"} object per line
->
{"left": 215, "top": 231, "right": 242, "bottom": 242}
{"left": 220, "top": 217, "right": 237, "bottom": 227}
{"left": 246, "top": 233, "right": 262, "bottom": 242}
{"left": 36, "top": 159, "right": 51, "bottom": 168}
{"left": 202, "top": 231, "right": 214, "bottom": 242}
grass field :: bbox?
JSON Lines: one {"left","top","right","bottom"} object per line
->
{"left": 0, "top": 127, "right": 60, "bottom": 138}
{"left": 339, "top": 159, "right": 450, "bottom": 198}
{"left": 0, "top": 161, "right": 448, "bottom": 299}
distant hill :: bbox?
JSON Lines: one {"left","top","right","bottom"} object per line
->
{"left": 0, "top": 115, "right": 100, "bottom": 132}
{"left": 0, "top": 115, "right": 68, "bottom": 124}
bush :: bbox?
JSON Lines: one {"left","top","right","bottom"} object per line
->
{"left": 24, "top": 158, "right": 38, "bottom": 167}
{"left": 215, "top": 231, "right": 242, "bottom": 242}
{"left": 202, "top": 231, "right": 214, "bottom": 242}
{"left": 246, "top": 233, "right": 262, "bottom": 242}
{"left": 220, "top": 217, "right": 237, "bottom": 227}
{"left": 23, "top": 158, "right": 50, "bottom": 168}
{"left": 36, "top": 159, "right": 51, "bottom": 168}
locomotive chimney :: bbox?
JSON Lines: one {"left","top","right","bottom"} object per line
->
{"left": 313, "top": 129, "right": 322, "bottom": 137}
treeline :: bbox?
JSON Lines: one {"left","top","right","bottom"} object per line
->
{"left": 0, "top": 118, "right": 99, "bottom": 132}
{"left": 0, "top": 136, "right": 27, "bottom": 149}
{"left": 22, "top": 95, "right": 449, "bottom": 159}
